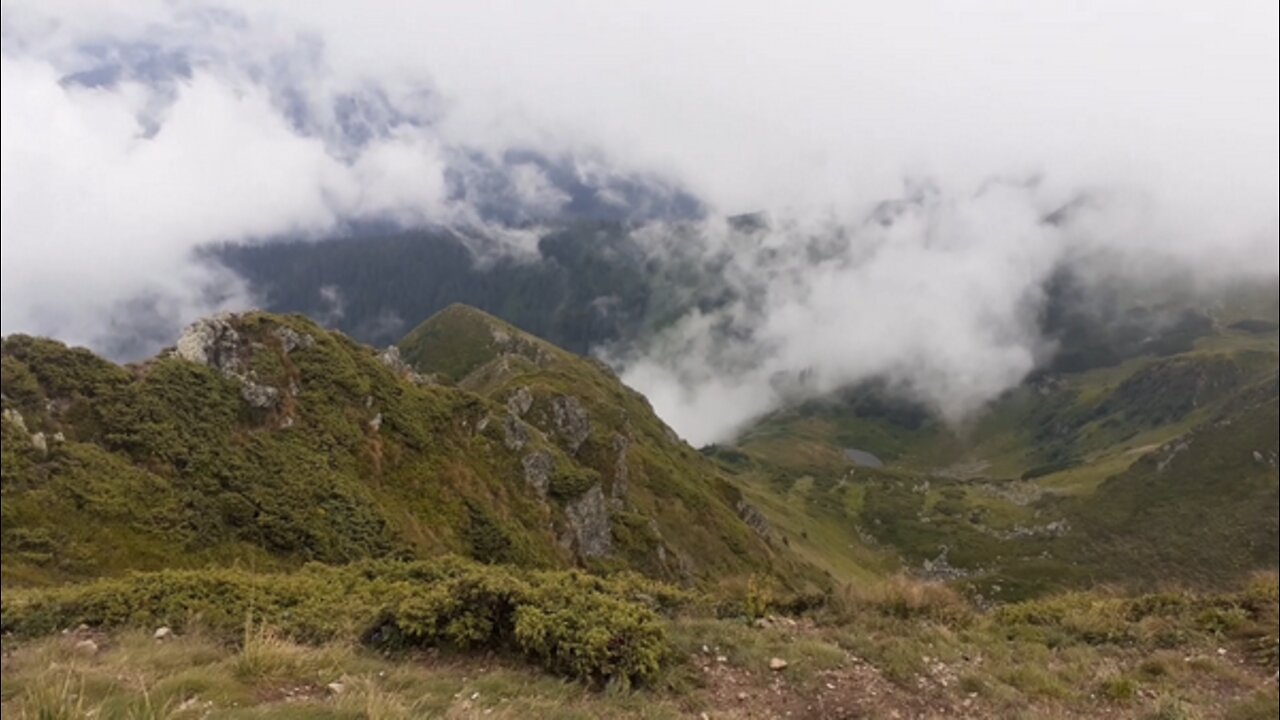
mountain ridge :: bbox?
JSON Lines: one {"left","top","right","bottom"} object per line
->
{"left": 1, "top": 306, "right": 810, "bottom": 590}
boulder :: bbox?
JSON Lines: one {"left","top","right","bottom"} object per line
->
{"left": 521, "top": 452, "right": 554, "bottom": 498}
{"left": 507, "top": 386, "right": 534, "bottom": 417}
{"left": 565, "top": 483, "right": 612, "bottom": 558}
{"left": 550, "top": 395, "right": 591, "bottom": 453}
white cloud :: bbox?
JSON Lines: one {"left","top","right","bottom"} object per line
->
{"left": 1, "top": 1, "right": 1276, "bottom": 441}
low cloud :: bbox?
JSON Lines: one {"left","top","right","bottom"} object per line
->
{"left": 2, "top": 1, "right": 1276, "bottom": 443}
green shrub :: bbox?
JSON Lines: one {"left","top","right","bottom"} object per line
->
{"left": 0, "top": 558, "right": 677, "bottom": 684}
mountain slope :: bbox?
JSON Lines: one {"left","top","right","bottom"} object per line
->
{"left": 397, "top": 304, "right": 813, "bottom": 586}
{"left": 722, "top": 310, "right": 1280, "bottom": 598}
{"left": 1, "top": 309, "right": 807, "bottom": 589}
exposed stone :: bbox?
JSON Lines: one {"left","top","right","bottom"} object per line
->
{"left": 507, "top": 386, "right": 534, "bottom": 417}
{"left": 377, "top": 346, "right": 436, "bottom": 386}
{"left": 990, "top": 519, "right": 1071, "bottom": 540}
{"left": 326, "top": 682, "right": 345, "bottom": 696}
{"left": 769, "top": 657, "right": 789, "bottom": 671}
{"left": 503, "top": 415, "right": 530, "bottom": 451}
{"left": 377, "top": 345, "right": 409, "bottom": 372}
{"left": 1156, "top": 440, "right": 1191, "bottom": 473}
{"left": 2, "top": 408, "right": 27, "bottom": 433}
{"left": 153, "top": 626, "right": 173, "bottom": 641}
{"left": 173, "top": 313, "right": 245, "bottom": 375}
{"left": 273, "top": 326, "right": 315, "bottom": 353}
{"left": 565, "top": 483, "right": 612, "bottom": 558}
{"left": 240, "top": 381, "right": 280, "bottom": 410}
{"left": 52, "top": 431, "right": 65, "bottom": 443}
{"left": 920, "top": 547, "right": 970, "bottom": 581}
{"left": 368, "top": 413, "right": 383, "bottom": 432}
{"left": 30, "top": 432, "right": 48, "bottom": 454}
{"left": 550, "top": 395, "right": 591, "bottom": 453}
{"left": 73, "top": 639, "right": 99, "bottom": 656}
{"left": 610, "top": 433, "right": 631, "bottom": 504}
{"left": 736, "top": 499, "right": 771, "bottom": 538}
{"left": 173, "top": 314, "right": 287, "bottom": 410}
{"left": 521, "top": 451, "right": 554, "bottom": 498}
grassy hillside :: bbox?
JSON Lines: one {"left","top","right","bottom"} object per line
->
{"left": 2, "top": 304, "right": 1277, "bottom": 718}
{"left": 725, "top": 310, "right": 1280, "bottom": 599}
{"left": 2, "top": 562, "right": 1275, "bottom": 718}
{"left": 1, "top": 309, "right": 807, "bottom": 590}
{"left": 398, "top": 304, "right": 818, "bottom": 589}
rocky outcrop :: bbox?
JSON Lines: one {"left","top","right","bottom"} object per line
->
{"left": 550, "top": 395, "right": 591, "bottom": 453}
{"left": 610, "top": 433, "right": 630, "bottom": 506}
{"left": 3, "top": 407, "right": 27, "bottom": 433}
{"left": 377, "top": 346, "right": 435, "bottom": 386}
{"left": 173, "top": 313, "right": 245, "bottom": 373}
{"left": 273, "top": 326, "right": 315, "bottom": 353}
{"left": 565, "top": 483, "right": 612, "bottom": 558}
{"left": 3, "top": 409, "right": 61, "bottom": 454}
{"left": 507, "top": 386, "right": 534, "bottom": 417}
{"left": 735, "top": 499, "right": 771, "bottom": 538}
{"left": 171, "top": 314, "right": 316, "bottom": 411}
{"left": 521, "top": 451, "right": 554, "bottom": 498}
{"left": 239, "top": 382, "right": 281, "bottom": 409}
{"left": 503, "top": 415, "right": 530, "bottom": 450}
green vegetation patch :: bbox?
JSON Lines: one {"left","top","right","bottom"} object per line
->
{"left": 1, "top": 558, "right": 690, "bottom": 684}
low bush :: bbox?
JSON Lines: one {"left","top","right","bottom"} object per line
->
{"left": 832, "top": 574, "right": 973, "bottom": 625}
{"left": 995, "top": 576, "right": 1279, "bottom": 661}
{"left": 0, "top": 557, "right": 682, "bottom": 684}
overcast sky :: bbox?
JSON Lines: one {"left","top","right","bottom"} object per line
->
{"left": 2, "top": 1, "right": 1277, "bottom": 441}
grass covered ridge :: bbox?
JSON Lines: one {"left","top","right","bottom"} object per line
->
{"left": 2, "top": 309, "right": 807, "bottom": 589}
{"left": 2, "top": 566, "right": 1276, "bottom": 718}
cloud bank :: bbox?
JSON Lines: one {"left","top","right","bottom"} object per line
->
{"left": 2, "top": 1, "right": 1276, "bottom": 442}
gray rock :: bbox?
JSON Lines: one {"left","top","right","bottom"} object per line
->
{"left": 377, "top": 346, "right": 436, "bottom": 385}
{"left": 30, "top": 431, "right": 48, "bottom": 454}
{"left": 503, "top": 415, "right": 530, "bottom": 451}
{"left": 521, "top": 451, "right": 554, "bottom": 498}
{"left": 507, "top": 386, "right": 534, "bottom": 417}
{"left": 377, "top": 345, "right": 409, "bottom": 372}
{"left": 2, "top": 408, "right": 27, "bottom": 433}
{"left": 368, "top": 413, "right": 383, "bottom": 432}
{"left": 550, "top": 395, "right": 591, "bottom": 453}
{"left": 73, "top": 639, "right": 99, "bottom": 656}
{"left": 610, "top": 433, "right": 631, "bottom": 504}
{"left": 565, "top": 483, "right": 612, "bottom": 558}
{"left": 736, "top": 499, "right": 770, "bottom": 537}
{"left": 173, "top": 313, "right": 244, "bottom": 375}
{"left": 174, "top": 314, "right": 288, "bottom": 411}
{"left": 240, "top": 381, "right": 280, "bottom": 409}
{"left": 272, "top": 326, "right": 314, "bottom": 353}
{"left": 153, "top": 626, "right": 173, "bottom": 641}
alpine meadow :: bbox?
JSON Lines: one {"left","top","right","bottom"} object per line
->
{"left": 2, "top": 2, "right": 1277, "bottom": 718}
